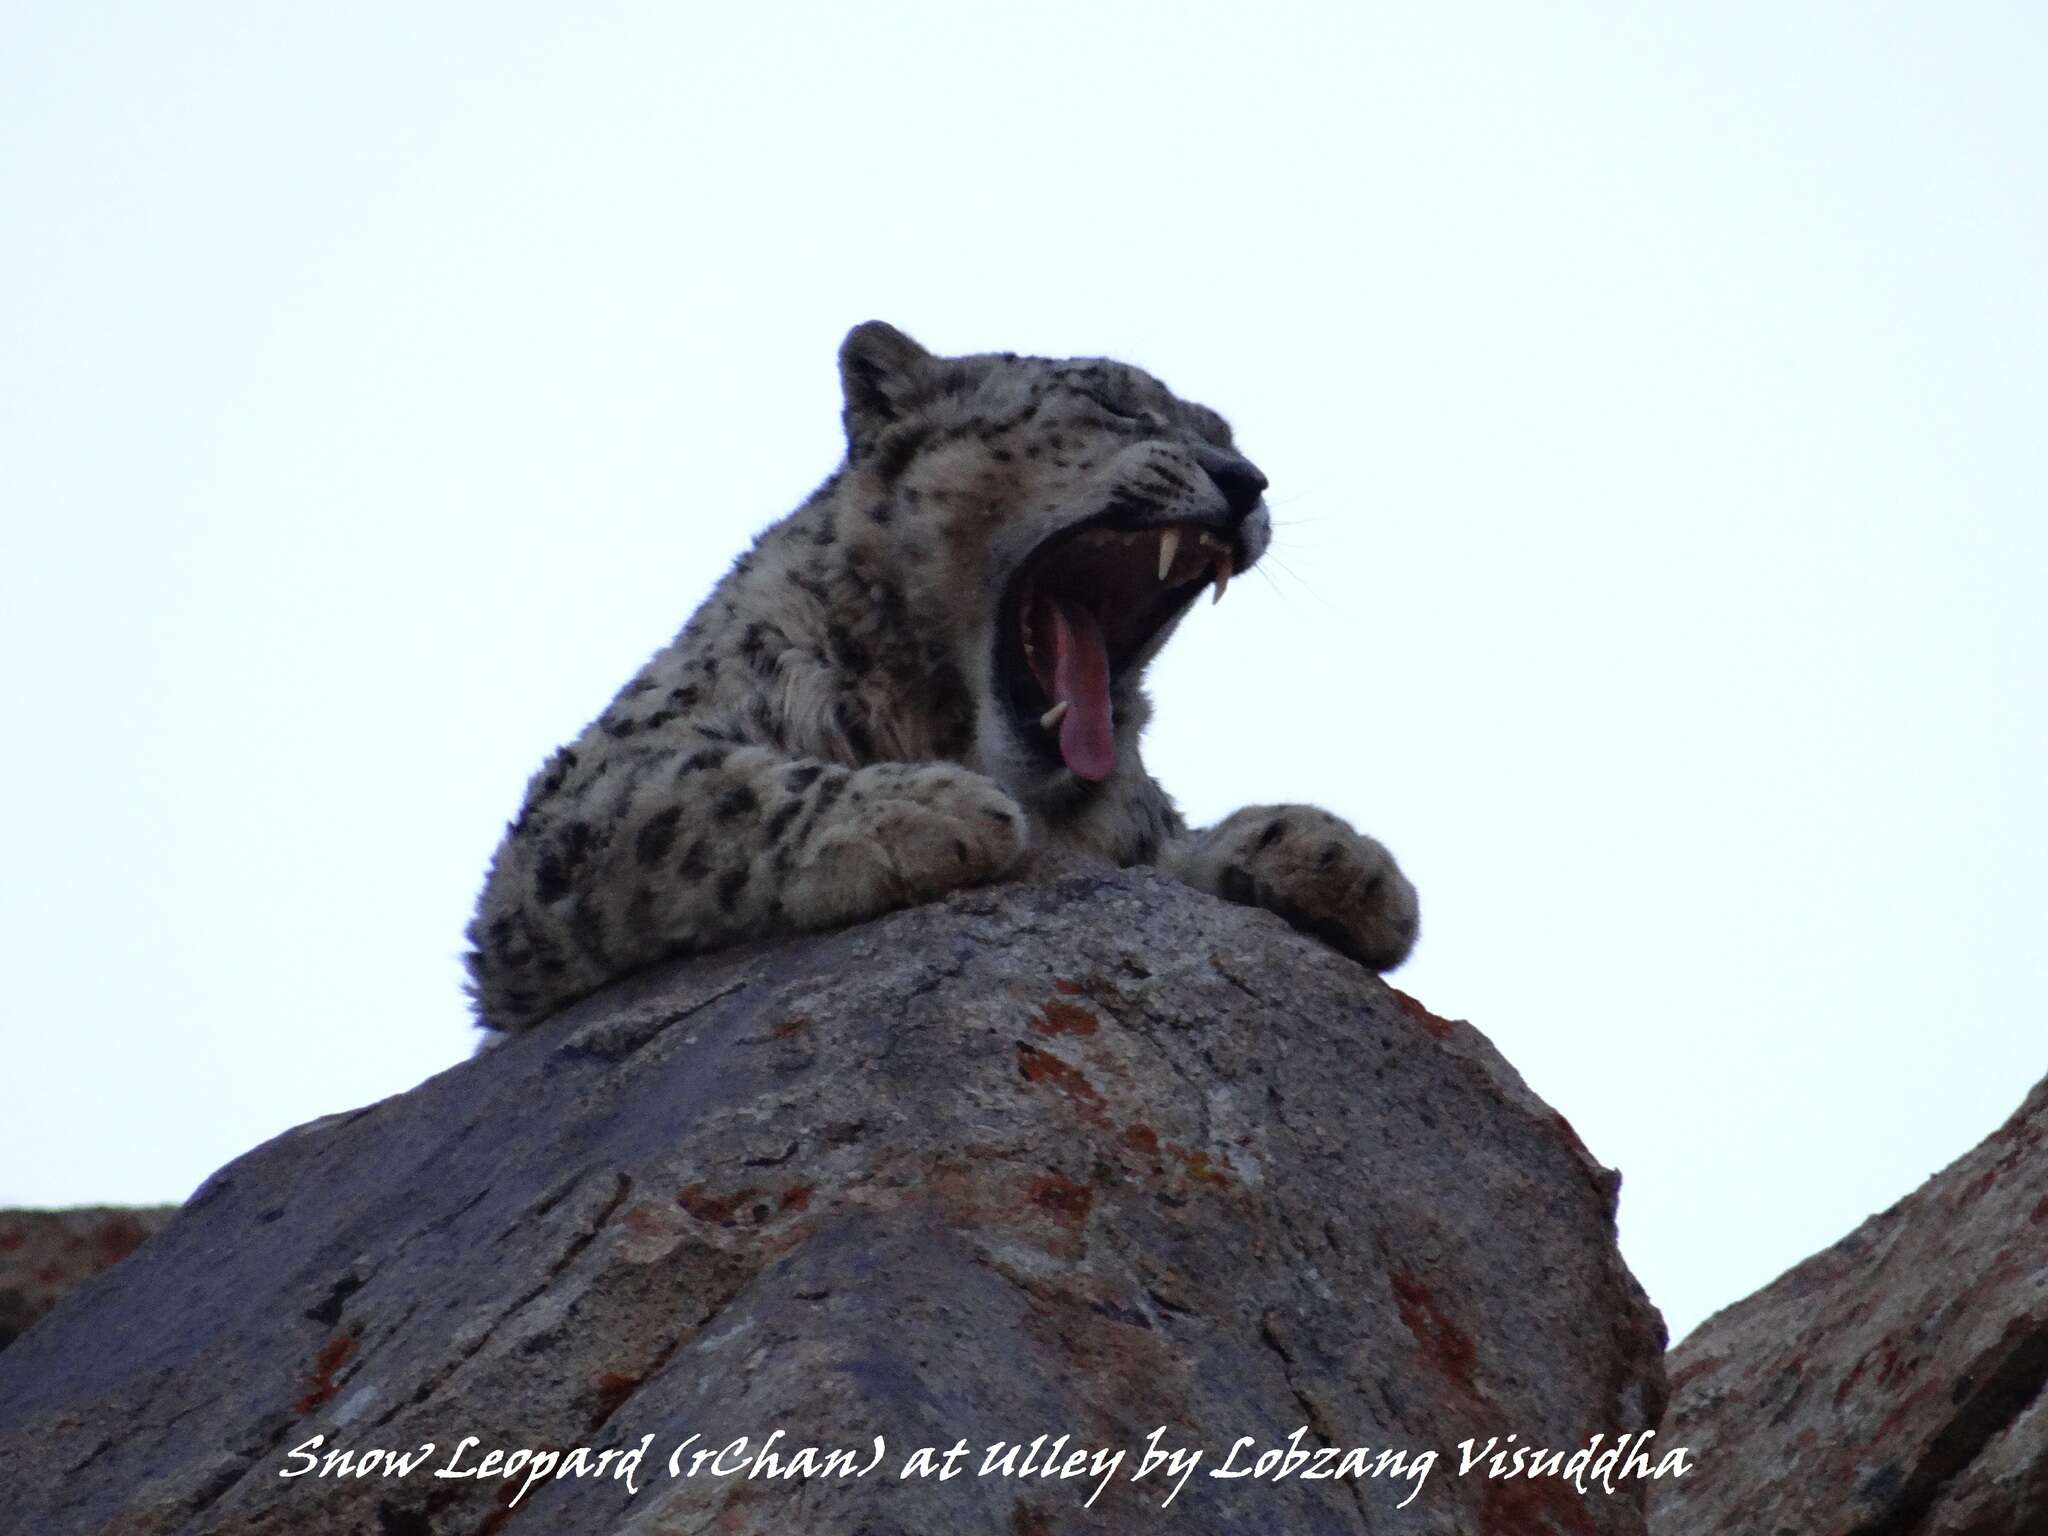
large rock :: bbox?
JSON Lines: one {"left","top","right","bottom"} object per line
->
{"left": 0, "top": 871, "right": 1666, "bottom": 1534}
{"left": 1651, "top": 1074, "right": 2048, "bottom": 1535}
{"left": 0, "top": 1206, "right": 176, "bottom": 1350}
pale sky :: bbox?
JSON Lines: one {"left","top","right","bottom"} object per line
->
{"left": 3, "top": 3, "right": 2042, "bottom": 1346}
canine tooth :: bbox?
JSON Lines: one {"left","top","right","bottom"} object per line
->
{"left": 1157, "top": 528, "right": 1180, "bottom": 581}
{"left": 1210, "top": 552, "right": 1233, "bottom": 604}
{"left": 1040, "top": 700, "right": 1070, "bottom": 730}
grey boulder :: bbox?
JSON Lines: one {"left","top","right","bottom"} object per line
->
{"left": 1652, "top": 1073, "right": 2048, "bottom": 1534}
{"left": 0, "top": 871, "right": 1667, "bottom": 1534}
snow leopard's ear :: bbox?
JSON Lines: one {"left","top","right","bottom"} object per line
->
{"left": 839, "top": 321, "right": 935, "bottom": 459}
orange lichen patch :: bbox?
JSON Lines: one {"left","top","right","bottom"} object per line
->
{"left": 1390, "top": 988, "right": 1456, "bottom": 1040}
{"left": 1159, "top": 1142, "right": 1233, "bottom": 1189}
{"left": 1390, "top": 1272, "right": 1477, "bottom": 1395}
{"left": 1122, "top": 1123, "right": 1160, "bottom": 1156}
{"left": 1170, "top": 1147, "right": 1233, "bottom": 1188}
{"left": 1016, "top": 1044, "right": 1105, "bottom": 1109}
{"left": 779, "top": 1183, "right": 814, "bottom": 1212}
{"left": 769, "top": 1014, "right": 812, "bottom": 1039}
{"left": 1874, "top": 1379, "right": 1944, "bottom": 1444}
{"left": 1843, "top": 1338, "right": 1910, "bottom": 1399}
{"left": 622, "top": 1202, "right": 670, "bottom": 1235}
{"left": 1954, "top": 1166, "right": 1998, "bottom": 1210}
{"left": 1870, "top": 1341, "right": 1906, "bottom": 1392}
{"left": 1833, "top": 1347, "right": 1870, "bottom": 1407}
{"left": 1032, "top": 999, "right": 1100, "bottom": 1037}
{"left": 292, "top": 1332, "right": 358, "bottom": 1414}
{"left": 919, "top": 1161, "right": 993, "bottom": 1226}
{"left": 1052, "top": 977, "right": 1084, "bottom": 996}
{"left": 907, "top": 1162, "right": 1090, "bottom": 1257}
{"left": 1026, "top": 1173, "right": 1096, "bottom": 1225}
{"left": 677, "top": 1183, "right": 761, "bottom": 1225}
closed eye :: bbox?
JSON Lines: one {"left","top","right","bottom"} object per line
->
{"left": 1074, "top": 389, "right": 1151, "bottom": 426}
{"left": 1075, "top": 389, "right": 1130, "bottom": 415}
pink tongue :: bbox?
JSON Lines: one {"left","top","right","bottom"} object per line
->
{"left": 1044, "top": 594, "right": 1116, "bottom": 780}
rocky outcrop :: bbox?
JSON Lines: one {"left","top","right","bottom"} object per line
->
{"left": 0, "top": 1205, "right": 175, "bottom": 1350}
{"left": 1651, "top": 1074, "right": 2048, "bottom": 1535}
{"left": 0, "top": 872, "right": 1666, "bottom": 1534}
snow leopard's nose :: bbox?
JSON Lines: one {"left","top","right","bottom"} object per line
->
{"left": 1199, "top": 449, "right": 1269, "bottom": 523}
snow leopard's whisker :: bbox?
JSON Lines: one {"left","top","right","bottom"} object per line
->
{"left": 1252, "top": 551, "right": 1339, "bottom": 617}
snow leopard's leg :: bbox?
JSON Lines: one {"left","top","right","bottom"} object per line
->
{"left": 467, "top": 736, "right": 1027, "bottom": 1030}
{"left": 1160, "top": 804, "right": 1418, "bottom": 971}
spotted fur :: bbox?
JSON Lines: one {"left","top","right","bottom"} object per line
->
{"left": 466, "top": 323, "right": 1418, "bottom": 1031}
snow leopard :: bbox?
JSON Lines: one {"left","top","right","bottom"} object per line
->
{"left": 466, "top": 322, "right": 1418, "bottom": 1031}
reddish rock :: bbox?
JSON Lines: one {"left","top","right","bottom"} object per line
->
{"left": 0, "top": 1205, "right": 175, "bottom": 1349}
{"left": 0, "top": 872, "right": 1665, "bottom": 1534}
{"left": 1651, "top": 1074, "right": 2048, "bottom": 1535}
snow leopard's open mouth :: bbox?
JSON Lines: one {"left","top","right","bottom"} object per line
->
{"left": 998, "top": 516, "right": 1244, "bottom": 782}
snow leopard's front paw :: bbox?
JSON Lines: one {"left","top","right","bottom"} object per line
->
{"left": 1178, "top": 804, "right": 1418, "bottom": 970}
{"left": 787, "top": 763, "right": 1029, "bottom": 930}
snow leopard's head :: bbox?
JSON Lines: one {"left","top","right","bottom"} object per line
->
{"left": 836, "top": 321, "right": 1270, "bottom": 808}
